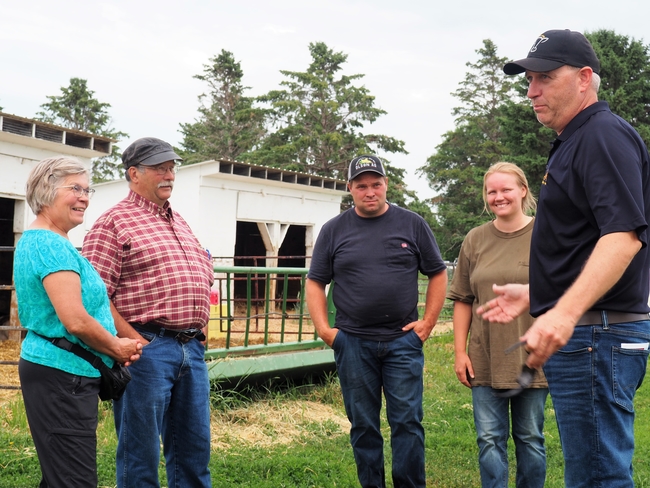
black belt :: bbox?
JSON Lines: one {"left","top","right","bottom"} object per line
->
{"left": 132, "top": 322, "right": 206, "bottom": 344}
{"left": 576, "top": 311, "right": 650, "bottom": 326}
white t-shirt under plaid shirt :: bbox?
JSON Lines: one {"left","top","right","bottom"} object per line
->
{"left": 82, "top": 190, "right": 213, "bottom": 330}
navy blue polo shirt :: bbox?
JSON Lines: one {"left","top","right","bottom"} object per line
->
{"left": 530, "top": 101, "right": 650, "bottom": 316}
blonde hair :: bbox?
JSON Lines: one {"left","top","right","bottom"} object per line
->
{"left": 483, "top": 162, "right": 536, "bottom": 215}
{"left": 26, "top": 157, "right": 89, "bottom": 214}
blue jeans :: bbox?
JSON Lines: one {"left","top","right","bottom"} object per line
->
{"left": 332, "top": 329, "right": 425, "bottom": 488}
{"left": 543, "top": 320, "right": 650, "bottom": 488}
{"left": 472, "top": 386, "right": 548, "bottom": 488}
{"left": 114, "top": 331, "right": 211, "bottom": 488}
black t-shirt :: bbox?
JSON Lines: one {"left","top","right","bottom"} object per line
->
{"left": 308, "top": 204, "right": 446, "bottom": 340}
{"left": 530, "top": 101, "right": 650, "bottom": 316}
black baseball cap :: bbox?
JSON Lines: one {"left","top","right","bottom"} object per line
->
{"left": 503, "top": 29, "right": 600, "bottom": 75}
{"left": 348, "top": 155, "right": 386, "bottom": 181}
{"left": 122, "top": 137, "right": 182, "bottom": 169}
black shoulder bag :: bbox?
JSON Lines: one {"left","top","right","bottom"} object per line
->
{"left": 35, "top": 333, "right": 131, "bottom": 401}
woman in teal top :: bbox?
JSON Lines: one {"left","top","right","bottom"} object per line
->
{"left": 14, "top": 156, "right": 142, "bottom": 488}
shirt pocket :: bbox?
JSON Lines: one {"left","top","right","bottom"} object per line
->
{"left": 382, "top": 238, "right": 418, "bottom": 269}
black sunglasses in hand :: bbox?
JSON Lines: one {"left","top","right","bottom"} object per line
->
{"left": 494, "top": 340, "right": 536, "bottom": 398}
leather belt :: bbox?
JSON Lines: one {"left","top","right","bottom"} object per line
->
{"left": 576, "top": 311, "right": 650, "bottom": 326}
{"left": 131, "top": 322, "right": 206, "bottom": 343}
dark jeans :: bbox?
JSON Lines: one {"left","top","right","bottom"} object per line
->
{"left": 332, "top": 329, "right": 426, "bottom": 488}
{"left": 19, "top": 358, "right": 100, "bottom": 488}
{"left": 543, "top": 321, "right": 650, "bottom": 487}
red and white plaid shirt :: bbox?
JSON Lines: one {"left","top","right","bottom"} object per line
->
{"left": 82, "top": 190, "right": 213, "bottom": 330}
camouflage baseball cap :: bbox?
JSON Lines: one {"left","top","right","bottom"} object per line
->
{"left": 121, "top": 137, "right": 182, "bottom": 169}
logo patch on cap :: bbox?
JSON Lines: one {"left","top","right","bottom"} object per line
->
{"left": 355, "top": 157, "right": 378, "bottom": 171}
{"left": 530, "top": 35, "right": 549, "bottom": 53}
{"left": 348, "top": 154, "right": 386, "bottom": 181}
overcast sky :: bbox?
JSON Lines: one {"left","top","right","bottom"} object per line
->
{"left": 2, "top": 0, "right": 648, "bottom": 198}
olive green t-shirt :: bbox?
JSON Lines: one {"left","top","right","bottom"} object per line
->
{"left": 448, "top": 220, "right": 547, "bottom": 389}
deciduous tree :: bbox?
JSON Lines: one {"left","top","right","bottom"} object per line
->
{"left": 421, "top": 31, "right": 650, "bottom": 260}
{"left": 587, "top": 29, "right": 650, "bottom": 146}
{"left": 501, "top": 30, "right": 650, "bottom": 196}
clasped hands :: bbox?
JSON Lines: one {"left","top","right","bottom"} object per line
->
{"left": 116, "top": 337, "right": 143, "bottom": 367}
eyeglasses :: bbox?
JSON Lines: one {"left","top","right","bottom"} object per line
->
{"left": 139, "top": 164, "right": 179, "bottom": 175}
{"left": 495, "top": 365, "right": 536, "bottom": 398}
{"left": 59, "top": 184, "right": 96, "bottom": 199}
{"left": 494, "top": 340, "right": 537, "bottom": 398}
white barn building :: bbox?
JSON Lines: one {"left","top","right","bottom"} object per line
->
{"left": 84, "top": 160, "right": 348, "bottom": 312}
{"left": 0, "top": 111, "right": 113, "bottom": 334}
{"left": 1, "top": 111, "right": 348, "bottom": 332}
{"left": 84, "top": 159, "right": 348, "bottom": 271}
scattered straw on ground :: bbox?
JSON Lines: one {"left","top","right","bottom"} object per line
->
{"left": 210, "top": 400, "right": 349, "bottom": 450}
{"left": 206, "top": 314, "right": 317, "bottom": 349}
{"left": 0, "top": 340, "right": 21, "bottom": 405}
{"left": 433, "top": 321, "right": 453, "bottom": 335}
{"left": 0, "top": 322, "right": 453, "bottom": 441}
{"left": 0, "top": 339, "right": 351, "bottom": 450}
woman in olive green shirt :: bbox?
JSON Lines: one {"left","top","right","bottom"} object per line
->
{"left": 448, "top": 162, "right": 548, "bottom": 488}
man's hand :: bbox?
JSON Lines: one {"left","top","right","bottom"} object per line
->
{"left": 318, "top": 327, "right": 339, "bottom": 348}
{"left": 521, "top": 309, "right": 575, "bottom": 369}
{"left": 476, "top": 284, "right": 530, "bottom": 323}
{"left": 404, "top": 270, "right": 448, "bottom": 342}
{"left": 402, "top": 319, "right": 435, "bottom": 342}
{"left": 305, "top": 278, "right": 339, "bottom": 348}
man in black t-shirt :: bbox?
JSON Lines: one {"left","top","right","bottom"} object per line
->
{"left": 306, "top": 155, "right": 447, "bottom": 488}
{"left": 478, "top": 30, "right": 650, "bottom": 487}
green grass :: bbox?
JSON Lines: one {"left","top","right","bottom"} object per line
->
{"left": 1, "top": 331, "right": 650, "bottom": 487}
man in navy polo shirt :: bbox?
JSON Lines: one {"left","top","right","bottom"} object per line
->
{"left": 478, "top": 30, "right": 650, "bottom": 487}
{"left": 306, "top": 155, "right": 448, "bottom": 487}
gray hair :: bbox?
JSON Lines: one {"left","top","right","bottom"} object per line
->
{"left": 567, "top": 65, "right": 601, "bottom": 93}
{"left": 125, "top": 164, "right": 145, "bottom": 182}
{"left": 591, "top": 72, "right": 601, "bottom": 92}
{"left": 26, "top": 157, "right": 89, "bottom": 214}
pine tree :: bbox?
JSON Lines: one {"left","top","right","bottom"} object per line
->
{"left": 179, "top": 50, "right": 267, "bottom": 163}
{"left": 246, "top": 42, "right": 406, "bottom": 179}
{"left": 419, "top": 40, "right": 516, "bottom": 259}
{"left": 36, "top": 78, "right": 127, "bottom": 182}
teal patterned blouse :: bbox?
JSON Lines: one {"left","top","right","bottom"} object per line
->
{"left": 14, "top": 229, "right": 116, "bottom": 377}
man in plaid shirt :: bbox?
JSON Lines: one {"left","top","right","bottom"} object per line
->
{"left": 82, "top": 137, "right": 213, "bottom": 488}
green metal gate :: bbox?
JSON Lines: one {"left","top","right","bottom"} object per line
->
{"left": 204, "top": 266, "right": 335, "bottom": 385}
